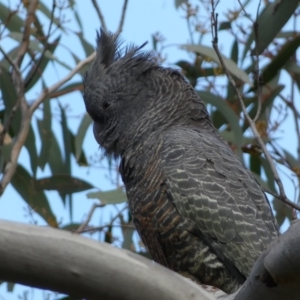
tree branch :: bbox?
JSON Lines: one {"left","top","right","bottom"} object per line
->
{"left": 209, "top": 1, "right": 296, "bottom": 211}
{"left": 0, "top": 219, "right": 300, "bottom": 299}
{"left": 30, "top": 51, "right": 95, "bottom": 113}
{"left": 0, "top": 51, "right": 96, "bottom": 196}
{"left": 15, "top": 0, "right": 39, "bottom": 67}
{"left": 116, "top": 0, "right": 128, "bottom": 34}
{"left": 0, "top": 105, "right": 31, "bottom": 196}
{"left": 76, "top": 203, "right": 105, "bottom": 233}
{"left": 233, "top": 220, "right": 300, "bottom": 300}
{"left": 0, "top": 219, "right": 214, "bottom": 300}
{"left": 91, "top": 0, "right": 107, "bottom": 31}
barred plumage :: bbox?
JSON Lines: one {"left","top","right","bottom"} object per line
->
{"left": 83, "top": 29, "right": 279, "bottom": 293}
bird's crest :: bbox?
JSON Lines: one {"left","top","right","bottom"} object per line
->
{"left": 95, "top": 29, "right": 121, "bottom": 69}
{"left": 85, "top": 28, "right": 156, "bottom": 82}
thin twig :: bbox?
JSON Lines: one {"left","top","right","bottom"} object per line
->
{"left": 0, "top": 46, "right": 19, "bottom": 73}
{"left": 263, "top": 186, "right": 300, "bottom": 211}
{"left": 76, "top": 203, "right": 106, "bottom": 233}
{"left": 15, "top": 0, "right": 39, "bottom": 67}
{"left": 0, "top": 51, "right": 96, "bottom": 196}
{"left": 0, "top": 1, "right": 39, "bottom": 193}
{"left": 210, "top": 1, "right": 296, "bottom": 211}
{"left": 80, "top": 223, "right": 135, "bottom": 234}
{"left": 30, "top": 51, "right": 95, "bottom": 113}
{"left": 0, "top": 103, "right": 30, "bottom": 196}
{"left": 291, "top": 15, "right": 300, "bottom": 165}
{"left": 91, "top": 0, "right": 107, "bottom": 31}
{"left": 77, "top": 205, "right": 128, "bottom": 234}
{"left": 116, "top": 0, "right": 128, "bottom": 34}
{"left": 25, "top": 0, "right": 57, "bottom": 89}
{"left": 237, "top": 0, "right": 262, "bottom": 122}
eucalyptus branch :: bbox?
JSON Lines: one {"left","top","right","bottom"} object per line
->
{"left": 0, "top": 51, "right": 95, "bottom": 196}
{"left": 0, "top": 104, "right": 31, "bottom": 196}
{"left": 30, "top": 51, "right": 96, "bottom": 113}
{"left": 15, "top": 0, "right": 39, "bottom": 67}
{"left": 116, "top": 0, "right": 128, "bottom": 34}
{"left": 91, "top": 0, "right": 107, "bottom": 31}
{"left": 79, "top": 205, "right": 128, "bottom": 234}
{"left": 76, "top": 203, "right": 106, "bottom": 233}
{"left": 0, "top": 0, "right": 39, "bottom": 194}
{"left": 210, "top": 1, "right": 295, "bottom": 210}
{"left": 263, "top": 186, "right": 300, "bottom": 211}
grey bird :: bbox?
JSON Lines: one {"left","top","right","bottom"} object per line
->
{"left": 83, "top": 29, "right": 279, "bottom": 293}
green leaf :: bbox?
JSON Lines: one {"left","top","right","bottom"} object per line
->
{"left": 198, "top": 91, "right": 244, "bottom": 162}
{"left": 176, "top": 60, "right": 226, "bottom": 86}
{"left": 260, "top": 157, "right": 276, "bottom": 193}
{"left": 74, "top": 11, "right": 83, "bottom": 31}
{"left": 32, "top": 15, "right": 46, "bottom": 44}
{"left": 87, "top": 188, "right": 127, "bottom": 204}
{"left": 48, "top": 131, "right": 65, "bottom": 175}
{"left": 25, "top": 124, "right": 38, "bottom": 176}
{"left": 1, "top": 67, "right": 38, "bottom": 175}
{"left": 259, "top": 35, "right": 300, "bottom": 89}
{"left": 11, "top": 165, "right": 58, "bottom": 227}
{"left": 243, "top": 84, "right": 284, "bottom": 132}
{"left": 69, "top": 129, "right": 88, "bottom": 166}
{"left": 9, "top": 32, "right": 41, "bottom": 52}
{"left": 120, "top": 218, "right": 135, "bottom": 251}
{"left": 43, "top": 49, "right": 73, "bottom": 70}
{"left": 0, "top": 68, "right": 20, "bottom": 135}
{"left": 175, "top": 0, "right": 187, "bottom": 9}
{"left": 25, "top": 36, "right": 61, "bottom": 92}
{"left": 76, "top": 32, "right": 94, "bottom": 57}
{"left": 34, "top": 175, "right": 94, "bottom": 193}
{"left": 227, "top": 40, "right": 239, "bottom": 100}
{"left": 251, "top": 172, "right": 270, "bottom": 192}
{"left": 183, "top": 44, "right": 252, "bottom": 85}
{"left": 250, "top": 154, "right": 261, "bottom": 176}
{"left": 0, "top": 3, "right": 23, "bottom": 32}
{"left": 282, "top": 149, "right": 298, "bottom": 168}
{"left": 273, "top": 197, "right": 292, "bottom": 227}
{"left": 38, "top": 2, "right": 62, "bottom": 30}
{"left": 59, "top": 103, "right": 71, "bottom": 175}
{"left": 219, "top": 22, "right": 231, "bottom": 31}
{"left": 0, "top": 46, "right": 19, "bottom": 69}
{"left": 75, "top": 113, "right": 92, "bottom": 161}
{"left": 37, "top": 99, "right": 52, "bottom": 170}
{"left": 276, "top": 31, "right": 298, "bottom": 39}
{"left": 6, "top": 282, "right": 14, "bottom": 292}
{"left": 49, "top": 82, "right": 83, "bottom": 99}
{"left": 105, "top": 224, "right": 113, "bottom": 243}
{"left": 56, "top": 297, "right": 81, "bottom": 300}
{"left": 137, "top": 251, "right": 152, "bottom": 260}
{"left": 60, "top": 223, "right": 81, "bottom": 231}
{"left": 0, "top": 142, "right": 13, "bottom": 172}
{"left": 242, "top": 0, "right": 298, "bottom": 59}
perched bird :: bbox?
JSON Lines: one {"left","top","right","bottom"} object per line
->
{"left": 83, "top": 29, "right": 279, "bottom": 293}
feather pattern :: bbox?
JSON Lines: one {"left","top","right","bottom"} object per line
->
{"left": 84, "top": 30, "right": 279, "bottom": 294}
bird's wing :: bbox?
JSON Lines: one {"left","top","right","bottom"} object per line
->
{"left": 160, "top": 127, "right": 278, "bottom": 276}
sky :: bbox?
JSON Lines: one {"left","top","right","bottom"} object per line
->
{"left": 0, "top": 0, "right": 298, "bottom": 299}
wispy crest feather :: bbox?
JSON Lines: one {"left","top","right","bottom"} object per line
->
{"left": 96, "top": 29, "right": 121, "bottom": 68}
{"left": 95, "top": 28, "right": 154, "bottom": 73}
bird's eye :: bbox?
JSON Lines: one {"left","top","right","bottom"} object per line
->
{"left": 103, "top": 101, "right": 111, "bottom": 110}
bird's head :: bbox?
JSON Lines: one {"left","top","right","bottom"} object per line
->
{"left": 83, "top": 29, "right": 206, "bottom": 157}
